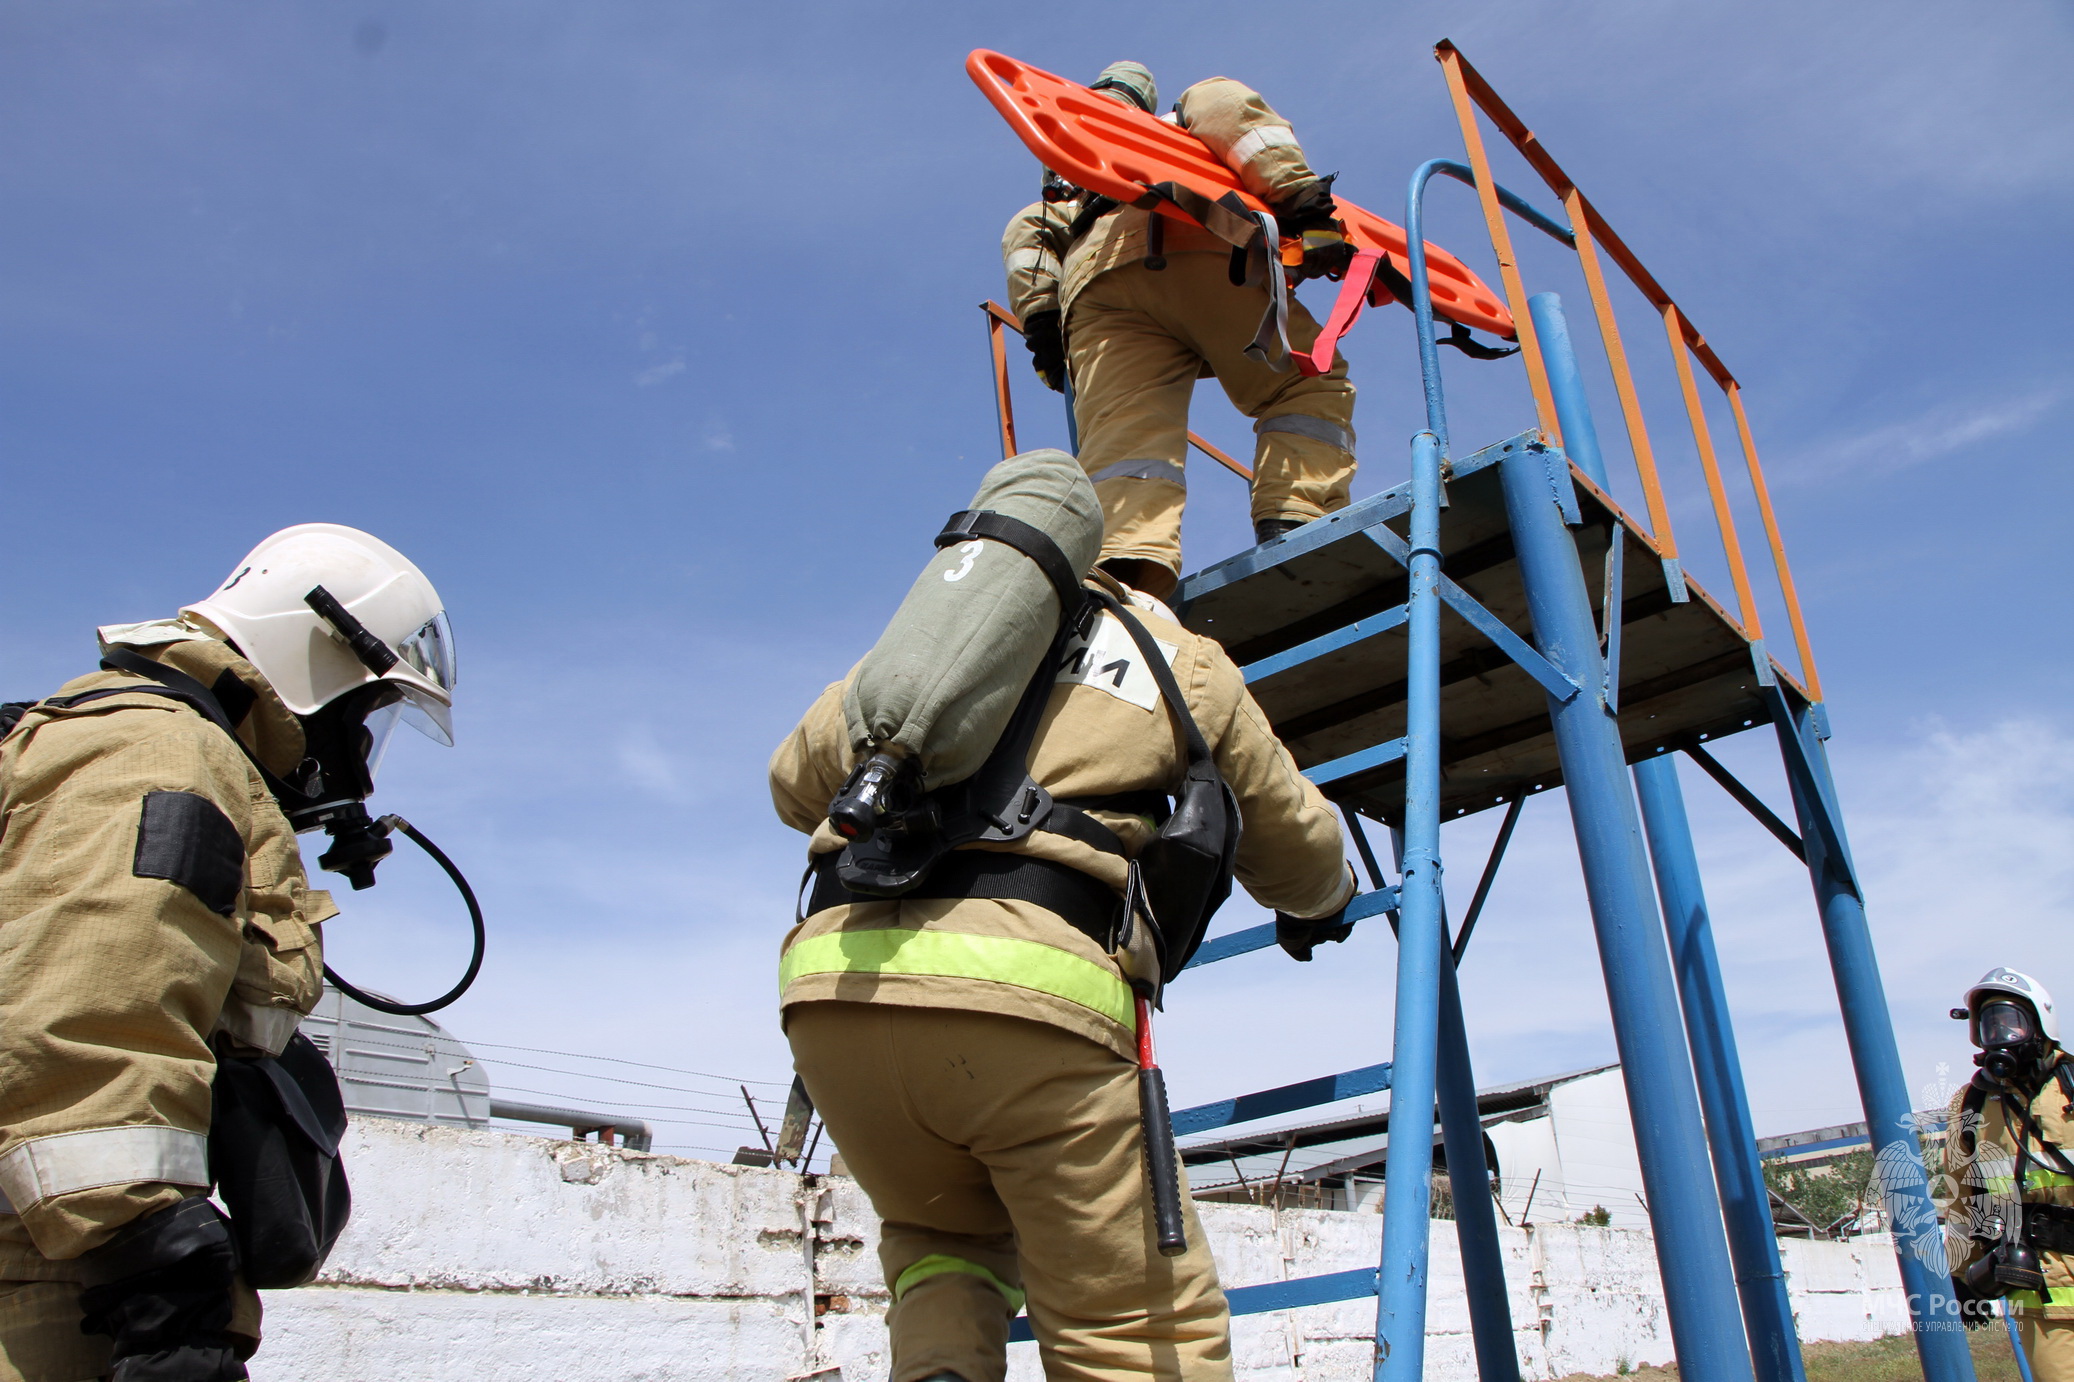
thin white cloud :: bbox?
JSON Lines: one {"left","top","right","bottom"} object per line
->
{"left": 1794, "top": 387, "right": 2064, "bottom": 483}
{"left": 634, "top": 358, "right": 685, "bottom": 387}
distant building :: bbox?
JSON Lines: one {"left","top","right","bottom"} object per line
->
{"left": 303, "top": 989, "right": 654, "bottom": 1150}
{"left": 1183, "top": 1063, "right": 1652, "bottom": 1228}
{"left": 1181, "top": 1062, "right": 1938, "bottom": 1239}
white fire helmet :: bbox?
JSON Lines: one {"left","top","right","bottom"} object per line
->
{"left": 1965, "top": 967, "right": 2058, "bottom": 1045}
{"left": 182, "top": 524, "right": 455, "bottom": 750}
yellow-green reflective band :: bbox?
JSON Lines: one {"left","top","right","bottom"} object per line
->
{"left": 779, "top": 928, "right": 1133, "bottom": 1029}
{"left": 893, "top": 1254, "right": 1026, "bottom": 1314}
{"left": 1982, "top": 1172, "right": 2074, "bottom": 1194}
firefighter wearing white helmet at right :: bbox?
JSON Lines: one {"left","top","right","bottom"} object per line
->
{"left": 1940, "top": 967, "right": 2074, "bottom": 1374}
{"left": 0, "top": 524, "right": 456, "bottom": 1382}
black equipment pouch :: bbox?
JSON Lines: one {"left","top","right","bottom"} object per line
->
{"left": 209, "top": 1031, "right": 352, "bottom": 1289}
{"left": 1086, "top": 589, "right": 1241, "bottom": 987}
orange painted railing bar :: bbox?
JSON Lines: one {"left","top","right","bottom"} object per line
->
{"left": 1565, "top": 192, "right": 1678, "bottom": 561}
{"left": 981, "top": 301, "right": 1252, "bottom": 482}
{"left": 985, "top": 309, "right": 1018, "bottom": 459}
{"left": 1186, "top": 433, "right": 1255, "bottom": 483}
{"left": 1661, "top": 305, "right": 1762, "bottom": 637}
{"left": 1727, "top": 384, "right": 1821, "bottom": 701}
{"left": 1438, "top": 47, "right": 1562, "bottom": 447}
{"left": 1438, "top": 41, "right": 1746, "bottom": 395}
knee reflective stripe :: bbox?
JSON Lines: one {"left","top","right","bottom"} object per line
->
{"left": 1225, "top": 124, "right": 1299, "bottom": 171}
{"left": 1090, "top": 459, "right": 1186, "bottom": 489}
{"left": 0, "top": 1127, "right": 210, "bottom": 1212}
{"left": 894, "top": 1254, "right": 1027, "bottom": 1314}
{"left": 779, "top": 929, "right": 1134, "bottom": 1028}
{"left": 1255, "top": 414, "right": 1355, "bottom": 456}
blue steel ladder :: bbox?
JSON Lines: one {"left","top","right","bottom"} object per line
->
{"left": 982, "top": 45, "right": 1970, "bottom": 1382}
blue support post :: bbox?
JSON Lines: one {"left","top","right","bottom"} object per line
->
{"left": 1437, "top": 956, "right": 1523, "bottom": 1380}
{"left": 1533, "top": 290, "right": 1804, "bottom": 1382}
{"left": 1497, "top": 442, "right": 1755, "bottom": 1382}
{"left": 1526, "top": 294, "right": 1606, "bottom": 477}
{"left": 1376, "top": 820, "right": 1523, "bottom": 1382}
{"left": 1775, "top": 697, "right": 1977, "bottom": 1381}
{"left": 1371, "top": 429, "right": 1448, "bottom": 1380}
{"left": 1634, "top": 755, "right": 1807, "bottom": 1382}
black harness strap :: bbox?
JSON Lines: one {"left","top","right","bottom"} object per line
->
{"left": 936, "top": 510, "right": 1087, "bottom": 617}
{"left": 809, "top": 849, "right": 1121, "bottom": 951}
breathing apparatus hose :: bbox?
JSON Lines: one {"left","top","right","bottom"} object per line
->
{"left": 321, "top": 816, "right": 487, "bottom": 1017}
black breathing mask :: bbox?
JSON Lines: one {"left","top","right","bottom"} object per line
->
{"left": 283, "top": 587, "right": 484, "bottom": 1016}
{"left": 277, "top": 681, "right": 404, "bottom": 890}
{"left": 1973, "top": 999, "right": 2048, "bottom": 1085}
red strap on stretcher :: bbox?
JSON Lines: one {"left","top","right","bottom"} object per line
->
{"left": 1296, "top": 249, "right": 1385, "bottom": 378}
{"left": 968, "top": 48, "right": 1516, "bottom": 364}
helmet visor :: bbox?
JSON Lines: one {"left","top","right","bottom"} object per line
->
{"left": 395, "top": 611, "right": 456, "bottom": 693}
{"left": 1977, "top": 999, "right": 2038, "bottom": 1049}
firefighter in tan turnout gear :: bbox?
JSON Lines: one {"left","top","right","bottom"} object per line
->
{"left": 0, "top": 524, "right": 456, "bottom": 1382}
{"left": 1940, "top": 968, "right": 2074, "bottom": 1375}
{"left": 770, "top": 450, "right": 1357, "bottom": 1382}
{"left": 1002, "top": 60, "right": 1360, "bottom": 600}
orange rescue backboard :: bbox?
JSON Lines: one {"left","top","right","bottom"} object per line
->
{"left": 967, "top": 49, "right": 1515, "bottom": 343}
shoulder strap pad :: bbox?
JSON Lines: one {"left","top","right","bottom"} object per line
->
{"left": 937, "top": 509, "right": 1087, "bottom": 617}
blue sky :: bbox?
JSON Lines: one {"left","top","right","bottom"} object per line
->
{"left": 3, "top": 2, "right": 2069, "bottom": 1162}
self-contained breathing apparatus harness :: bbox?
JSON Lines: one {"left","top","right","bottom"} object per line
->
{"left": 1950, "top": 1057, "right": 2074, "bottom": 1311}
{"left": 818, "top": 506, "right": 1239, "bottom": 990}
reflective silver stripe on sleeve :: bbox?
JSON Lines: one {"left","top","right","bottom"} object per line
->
{"left": 0, "top": 1127, "right": 211, "bottom": 1211}
{"left": 1227, "top": 124, "right": 1299, "bottom": 168}
{"left": 0, "top": 1183, "right": 13, "bottom": 1216}
{"left": 1255, "top": 413, "right": 1356, "bottom": 456}
{"left": 1089, "top": 459, "right": 1187, "bottom": 488}
{"left": 1005, "top": 246, "right": 1058, "bottom": 276}
{"left": 214, "top": 999, "right": 301, "bottom": 1058}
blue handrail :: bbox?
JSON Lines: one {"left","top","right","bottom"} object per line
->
{"left": 1403, "top": 158, "right": 1573, "bottom": 456}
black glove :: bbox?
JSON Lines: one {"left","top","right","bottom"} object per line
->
{"left": 78, "top": 1198, "right": 248, "bottom": 1381}
{"left": 1273, "top": 176, "right": 1357, "bottom": 282}
{"left": 1022, "top": 309, "right": 1066, "bottom": 393}
{"left": 1276, "top": 906, "right": 1353, "bottom": 962}
{"left": 1949, "top": 1272, "right": 1999, "bottom": 1330}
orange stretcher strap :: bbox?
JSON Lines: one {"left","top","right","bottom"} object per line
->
{"left": 968, "top": 48, "right": 1517, "bottom": 375}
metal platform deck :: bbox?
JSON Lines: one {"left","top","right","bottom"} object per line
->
{"left": 1178, "top": 431, "right": 1790, "bottom": 826}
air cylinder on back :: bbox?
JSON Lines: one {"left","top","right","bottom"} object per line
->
{"left": 844, "top": 448, "right": 1102, "bottom": 789}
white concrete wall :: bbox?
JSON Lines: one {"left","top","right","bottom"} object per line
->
{"left": 252, "top": 1118, "right": 1909, "bottom": 1382}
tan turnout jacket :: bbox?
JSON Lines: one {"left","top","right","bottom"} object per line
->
{"left": 1001, "top": 77, "right": 1327, "bottom": 325}
{"left": 771, "top": 574, "right": 1355, "bottom": 1060}
{"left": 1942, "top": 1059, "right": 2074, "bottom": 1317}
{"left": 0, "top": 631, "right": 331, "bottom": 1267}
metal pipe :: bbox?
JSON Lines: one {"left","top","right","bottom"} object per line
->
{"left": 1405, "top": 160, "right": 1575, "bottom": 456}
{"left": 1634, "top": 754, "right": 1807, "bottom": 1382}
{"left": 1773, "top": 698, "right": 1978, "bottom": 1380}
{"left": 1534, "top": 293, "right": 1776, "bottom": 1379}
{"left": 1371, "top": 428, "right": 1448, "bottom": 1381}
{"left": 1452, "top": 794, "right": 1525, "bottom": 965}
{"left": 1437, "top": 954, "right": 1523, "bottom": 1381}
{"left": 1496, "top": 444, "right": 1754, "bottom": 1382}
{"left": 490, "top": 1098, "right": 654, "bottom": 1153}
{"left": 1527, "top": 295, "right": 1607, "bottom": 484}
{"left": 1386, "top": 823, "right": 1523, "bottom": 1382}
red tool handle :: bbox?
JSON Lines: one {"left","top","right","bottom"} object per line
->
{"left": 1136, "top": 993, "right": 1188, "bottom": 1258}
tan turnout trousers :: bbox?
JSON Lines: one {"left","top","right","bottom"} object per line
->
{"left": 2022, "top": 1315, "right": 2074, "bottom": 1380}
{"left": 790, "top": 1003, "right": 1230, "bottom": 1382}
{"left": 1066, "top": 254, "right": 1356, "bottom": 579}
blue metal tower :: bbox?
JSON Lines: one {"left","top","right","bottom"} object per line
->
{"left": 980, "top": 39, "right": 1970, "bottom": 1382}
